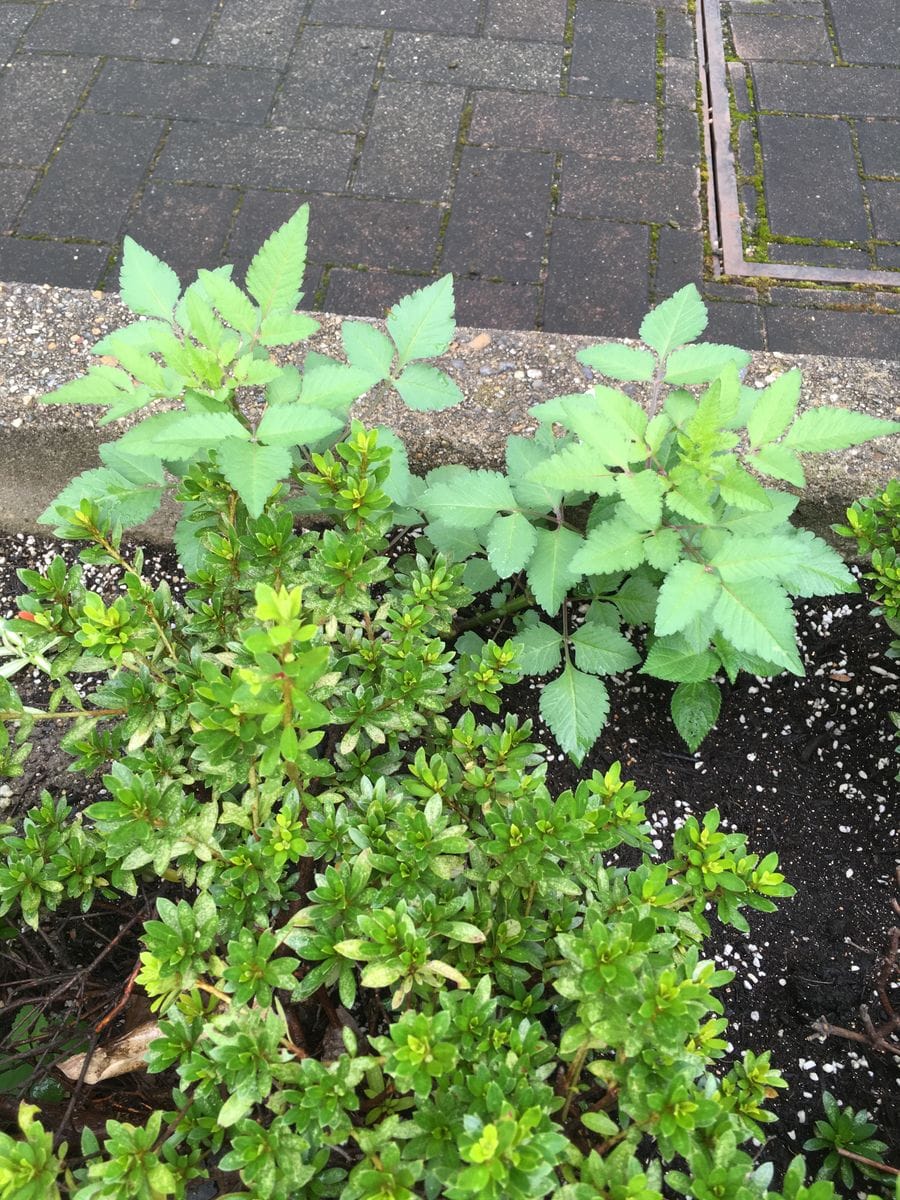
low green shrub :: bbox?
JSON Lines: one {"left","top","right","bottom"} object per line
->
{"left": 0, "top": 208, "right": 897, "bottom": 1199}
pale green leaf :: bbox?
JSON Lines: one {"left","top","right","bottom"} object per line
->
{"left": 386, "top": 274, "right": 455, "bottom": 367}
{"left": 342, "top": 320, "right": 395, "bottom": 378}
{"left": 784, "top": 407, "right": 900, "bottom": 453}
{"left": 512, "top": 622, "right": 563, "bottom": 675}
{"left": 40, "top": 366, "right": 134, "bottom": 407}
{"left": 93, "top": 319, "right": 169, "bottom": 356}
{"left": 485, "top": 512, "right": 537, "bottom": 577}
{"left": 617, "top": 470, "right": 666, "bottom": 526}
{"left": 539, "top": 665, "right": 609, "bottom": 764}
{"left": 197, "top": 268, "right": 259, "bottom": 335}
{"left": 526, "top": 527, "right": 584, "bottom": 616}
{"left": 718, "top": 466, "right": 772, "bottom": 511}
{"left": 613, "top": 571, "right": 659, "bottom": 625}
{"left": 639, "top": 283, "right": 707, "bottom": 358}
{"left": 443, "top": 922, "right": 486, "bottom": 944}
{"left": 217, "top": 1089, "right": 254, "bottom": 1128}
{"left": 643, "top": 527, "right": 682, "bottom": 571}
{"left": 570, "top": 621, "right": 639, "bottom": 675}
{"left": 256, "top": 403, "right": 344, "bottom": 446}
{"left": 671, "top": 681, "right": 721, "bottom": 752}
{"left": 527, "top": 442, "right": 618, "bottom": 495}
{"left": 721, "top": 490, "right": 798, "bottom": 533}
{"left": 665, "top": 477, "right": 717, "bottom": 524}
{"left": 664, "top": 343, "right": 750, "bottom": 385}
{"left": 712, "top": 579, "right": 802, "bottom": 673}
{"left": 373, "top": 425, "right": 415, "bottom": 506}
{"left": 258, "top": 310, "right": 320, "bottom": 346}
{"left": 424, "top": 520, "right": 484, "bottom": 557}
{"left": 119, "top": 237, "right": 181, "bottom": 320}
{"left": 577, "top": 343, "right": 655, "bottom": 381}
{"left": 570, "top": 517, "right": 646, "bottom": 576}
{"left": 711, "top": 535, "right": 800, "bottom": 583}
{"left": 300, "top": 359, "right": 382, "bottom": 411}
{"left": 746, "top": 368, "right": 801, "bottom": 447}
{"left": 216, "top": 439, "right": 291, "bottom": 518}
{"left": 266, "top": 365, "right": 302, "bottom": 406}
{"left": 462, "top": 557, "right": 498, "bottom": 593}
{"left": 776, "top": 529, "right": 857, "bottom": 597}
{"left": 420, "top": 468, "right": 517, "bottom": 529}
{"left": 394, "top": 363, "right": 463, "bottom": 411}
{"left": 654, "top": 560, "right": 721, "bottom": 636}
{"left": 562, "top": 387, "right": 648, "bottom": 466}
{"left": 747, "top": 444, "right": 806, "bottom": 487}
{"left": 116, "top": 410, "right": 197, "bottom": 455}
{"left": 245, "top": 204, "right": 309, "bottom": 318}
{"left": 506, "top": 434, "right": 564, "bottom": 510}
{"left": 39, "top": 465, "right": 164, "bottom": 531}
{"left": 641, "top": 635, "right": 719, "bottom": 682}
{"left": 148, "top": 411, "right": 249, "bottom": 458}
{"left": 361, "top": 962, "right": 405, "bottom": 989}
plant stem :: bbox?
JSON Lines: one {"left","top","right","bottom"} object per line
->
{"left": 561, "top": 1044, "right": 590, "bottom": 1122}
{"left": 452, "top": 592, "right": 534, "bottom": 634}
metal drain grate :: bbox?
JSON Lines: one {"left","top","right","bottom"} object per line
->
{"left": 696, "top": 0, "right": 899, "bottom": 287}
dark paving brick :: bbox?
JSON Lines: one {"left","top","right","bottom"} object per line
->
{"left": 857, "top": 121, "right": 900, "bottom": 177}
{"left": 728, "top": 62, "right": 752, "bottom": 114}
{"left": 454, "top": 277, "right": 541, "bottom": 329}
{"left": 272, "top": 28, "right": 381, "bottom": 131}
{"left": 867, "top": 181, "right": 900, "bottom": 240}
{"left": 728, "top": 13, "right": 834, "bottom": 62}
{"left": 666, "top": 10, "right": 696, "bottom": 60}
{"left": 764, "top": 305, "right": 900, "bottom": 358}
{"left": 760, "top": 116, "right": 868, "bottom": 241}
{"left": 322, "top": 267, "right": 430, "bottom": 318}
{"left": 702, "top": 300, "right": 766, "bottom": 349}
{"left": 123, "top": 183, "right": 237, "bottom": 283}
{"left": 87, "top": 61, "right": 279, "bottom": 123}
{"left": 569, "top": 2, "right": 657, "bottom": 102}
{"left": 665, "top": 57, "right": 697, "bottom": 109}
{"left": 201, "top": 0, "right": 305, "bottom": 70}
{"left": 308, "top": 0, "right": 481, "bottom": 35}
{"left": 752, "top": 63, "right": 900, "bottom": 119}
{"left": 0, "top": 167, "right": 37, "bottom": 231}
{"left": 21, "top": 114, "right": 162, "bottom": 241}
{"left": 0, "top": 235, "right": 109, "bottom": 289}
{"left": 766, "top": 243, "right": 872, "bottom": 270}
{"left": 352, "top": 82, "right": 464, "bottom": 201}
{"left": 875, "top": 245, "right": 900, "bottom": 270}
{"left": 829, "top": 0, "right": 900, "bottom": 65}
{"left": 0, "top": 5, "right": 36, "bottom": 58}
{"left": 155, "top": 124, "right": 356, "bottom": 190}
{"left": 653, "top": 226, "right": 702, "bottom": 296}
{"left": 0, "top": 56, "right": 98, "bottom": 168}
{"left": 664, "top": 105, "right": 702, "bottom": 159}
{"left": 469, "top": 92, "right": 658, "bottom": 158}
{"left": 442, "top": 148, "right": 553, "bottom": 283}
{"left": 24, "top": 3, "right": 214, "bottom": 59}
{"left": 543, "top": 219, "right": 650, "bottom": 335}
{"left": 560, "top": 154, "right": 699, "bottom": 227}
{"left": 386, "top": 33, "right": 562, "bottom": 90}
{"left": 484, "top": 0, "right": 567, "bottom": 42}
{"left": 232, "top": 190, "right": 442, "bottom": 273}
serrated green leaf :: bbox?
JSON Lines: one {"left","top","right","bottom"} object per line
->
{"left": 746, "top": 368, "right": 801, "bottom": 446}
{"left": 258, "top": 310, "right": 320, "bottom": 347}
{"left": 116, "top": 409, "right": 196, "bottom": 456}
{"left": 718, "top": 466, "right": 772, "bottom": 511}
{"left": 539, "top": 665, "right": 609, "bottom": 764}
{"left": 570, "top": 621, "right": 639, "bottom": 675}
{"left": 462, "top": 557, "right": 498, "bottom": 593}
{"left": 747, "top": 444, "right": 806, "bottom": 486}
{"left": 386, "top": 274, "right": 455, "bottom": 367}
{"left": 713, "top": 579, "right": 802, "bottom": 673}
{"left": 527, "top": 442, "right": 618, "bottom": 496}
{"left": 639, "top": 284, "right": 708, "bottom": 358}
{"left": 39, "top": 464, "right": 165, "bottom": 531}
{"left": 216, "top": 439, "right": 291, "bottom": 519}
{"left": 149, "top": 411, "right": 249, "bottom": 458}
{"left": 256, "top": 403, "right": 344, "bottom": 447}
{"left": 613, "top": 571, "right": 660, "bottom": 625}
{"left": 424, "top": 520, "right": 484, "bottom": 558}
{"left": 664, "top": 342, "right": 750, "bottom": 385}
{"left": 671, "top": 680, "right": 721, "bottom": 751}
{"left": 98, "top": 441, "right": 165, "bottom": 484}
{"left": 373, "top": 425, "right": 415, "bottom": 506}
{"left": 505, "top": 434, "right": 564, "bottom": 510}
{"left": 119, "top": 237, "right": 181, "bottom": 321}
{"left": 711, "top": 534, "right": 800, "bottom": 583}
{"left": 342, "top": 320, "right": 395, "bottom": 378}
{"left": 654, "top": 560, "right": 721, "bottom": 636}
{"left": 563, "top": 388, "right": 648, "bottom": 466}
{"left": 245, "top": 204, "right": 309, "bottom": 318}
{"left": 721, "top": 490, "right": 798, "bottom": 533}
{"left": 512, "top": 622, "right": 563, "bottom": 675}
{"left": 197, "top": 268, "right": 259, "bottom": 335}
{"left": 300, "top": 359, "right": 380, "bottom": 411}
{"left": 266, "top": 365, "right": 302, "bottom": 406}
{"left": 777, "top": 529, "right": 857, "bottom": 597}
{"left": 641, "top": 634, "right": 719, "bottom": 682}
{"left": 570, "top": 517, "right": 646, "bottom": 576}
{"left": 485, "top": 512, "right": 537, "bottom": 577}
{"left": 526, "top": 527, "right": 584, "bottom": 616}
{"left": 577, "top": 343, "right": 655, "bottom": 381}
{"left": 40, "top": 366, "right": 134, "bottom": 407}
{"left": 643, "top": 527, "right": 682, "bottom": 571}
{"left": 93, "top": 319, "right": 169, "bottom": 356}
{"left": 420, "top": 468, "right": 517, "bottom": 529}
{"left": 784, "top": 407, "right": 900, "bottom": 452}
{"left": 394, "top": 363, "right": 463, "bottom": 411}
{"left": 617, "top": 470, "right": 666, "bottom": 526}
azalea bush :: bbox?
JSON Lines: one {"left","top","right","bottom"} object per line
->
{"left": 0, "top": 208, "right": 897, "bottom": 1199}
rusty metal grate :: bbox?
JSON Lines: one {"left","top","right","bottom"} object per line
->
{"left": 695, "top": 0, "right": 900, "bottom": 288}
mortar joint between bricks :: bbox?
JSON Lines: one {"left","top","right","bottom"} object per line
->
{"left": 560, "top": 0, "right": 577, "bottom": 97}
{"left": 846, "top": 119, "right": 880, "bottom": 271}
{"left": 655, "top": 9, "right": 667, "bottom": 164}
{"left": 264, "top": 10, "right": 318, "bottom": 128}
{"left": 430, "top": 91, "right": 475, "bottom": 276}
{"left": 474, "top": 0, "right": 490, "bottom": 39}
{"left": 191, "top": 0, "right": 229, "bottom": 65}
{"left": 819, "top": 0, "right": 846, "bottom": 66}
{"left": 345, "top": 29, "right": 394, "bottom": 194}
{"left": 533, "top": 151, "right": 564, "bottom": 331}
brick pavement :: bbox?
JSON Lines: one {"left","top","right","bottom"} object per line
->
{"left": 0, "top": 0, "right": 897, "bottom": 356}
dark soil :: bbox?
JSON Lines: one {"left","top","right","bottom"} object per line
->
{"left": 1, "top": 530, "right": 898, "bottom": 1192}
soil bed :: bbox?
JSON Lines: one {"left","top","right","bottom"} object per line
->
{"left": 0, "top": 529, "right": 898, "bottom": 1192}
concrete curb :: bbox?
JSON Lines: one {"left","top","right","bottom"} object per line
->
{"left": 1, "top": 279, "right": 898, "bottom": 547}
